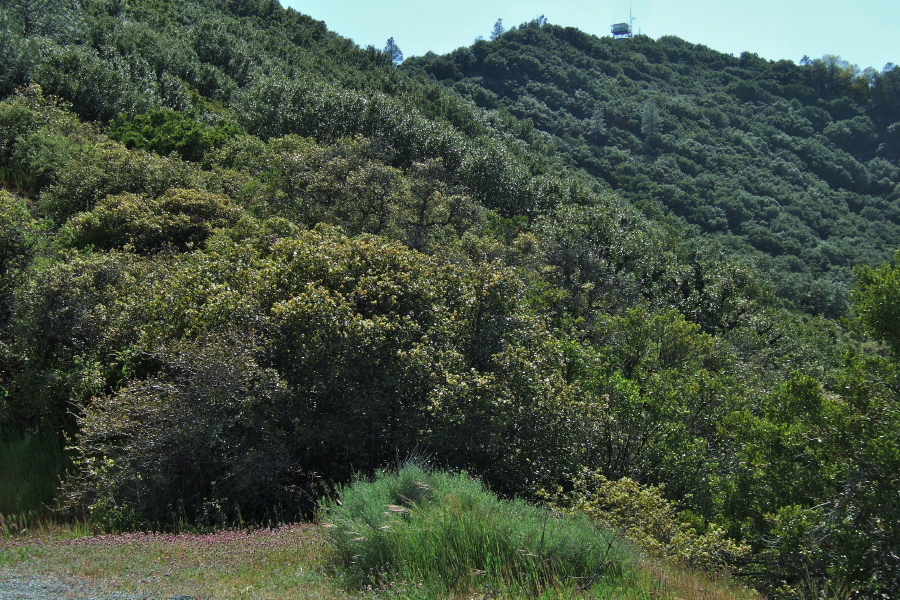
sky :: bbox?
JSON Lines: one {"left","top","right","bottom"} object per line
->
{"left": 284, "top": 0, "right": 898, "bottom": 72}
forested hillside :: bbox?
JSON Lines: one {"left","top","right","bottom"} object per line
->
{"left": 1, "top": 1, "right": 898, "bottom": 598}
{"left": 405, "top": 23, "right": 900, "bottom": 317}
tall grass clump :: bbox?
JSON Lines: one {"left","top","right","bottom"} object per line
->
{"left": 321, "top": 463, "right": 638, "bottom": 596}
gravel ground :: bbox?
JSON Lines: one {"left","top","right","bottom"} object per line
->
{"left": 1, "top": 569, "right": 123, "bottom": 600}
{"left": 0, "top": 568, "right": 190, "bottom": 600}
{"left": 1, "top": 525, "right": 319, "bottom": 599}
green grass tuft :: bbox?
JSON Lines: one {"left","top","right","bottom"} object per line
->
{"left": 320, "top": 462, "right": 638, "bottom": 596}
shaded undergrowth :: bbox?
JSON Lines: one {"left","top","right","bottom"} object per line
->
{"left": 0, "top": 426, "right": 68, "bottom": 534}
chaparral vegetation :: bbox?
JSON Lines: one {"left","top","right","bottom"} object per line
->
{"left": 1, "top": 0, "right": 899, "bottom": 598}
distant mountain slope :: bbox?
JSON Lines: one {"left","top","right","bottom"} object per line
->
{"left": 404, "top": 22, "right": 900, "bottom": 316}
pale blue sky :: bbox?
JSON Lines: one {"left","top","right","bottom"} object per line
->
{"left": 285, "top": 0, "right": 898, "bottom": 71}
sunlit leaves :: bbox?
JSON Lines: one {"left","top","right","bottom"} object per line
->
{"left": 0, "top": 84, "right": 90, "bottom": 193}
{"left": 40, "top": 139, "right": 203, "bottom": 222}
{"left": 62, "top": 188, "right": 245, "bottom": 253}
{"left": 0, "top": 191, "right": 39, "bottom": 276}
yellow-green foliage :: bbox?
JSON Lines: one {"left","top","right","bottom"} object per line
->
{"left": 213, "top": 134, "right": 484, "bottom": 250}
{"left": 40, "top": 140, "right": 204, "bottom": 222}
{"left": 62, "top": 188, "right": 244, "bottom": 252}
{"left": 551, "top": 472, "right": 749, "bottom": 572}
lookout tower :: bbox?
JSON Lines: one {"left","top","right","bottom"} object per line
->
{"left": 611, "top": 8, "right": 635, "bottom": 38}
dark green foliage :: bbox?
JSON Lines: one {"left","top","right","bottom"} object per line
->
{"left": 0, "top": 11, "right": 39, "bottom": 96}
{"left": 536, "top": 201, "right": 767, "bottom": 333}
{"left": 66, "top": 334, "right": 300, "bottom": 528}
{"left": 0, "top": 426, "right": 67, "bottom": 516}
{"left": 34, "top": 44, "right": 191, "bottom": 122}
{"left": 6, "top": 250, "right": 154, "bottom": 427}
{"left": 2, "top": 0, "right": 82, "bottom": 41}
{"left": 107, "top": 109, "right": 243, "bottom": 162}
{"left": 0, "top": 191, "right": 42, "bottom": 381}
{"left": 0, "top": 191, "right": 42, "bottom": 432}
{"left": 404, "top": 26, "right": 900, "bottom": 317}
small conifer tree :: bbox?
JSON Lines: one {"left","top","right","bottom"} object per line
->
{"left": 490, "top": 18, "right": 505, "bottom": 40}
{"left": 384, "top": 37, "right": 403, "bottom": 65}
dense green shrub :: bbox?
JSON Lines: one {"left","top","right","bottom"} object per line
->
{"left": 719, "top": 366, "right": 900, "bottom": 599}
{"left": 65, "top": 334, "right": 301, "bottom": 529}
{"left": 34, "top": 46, "right": 157, "bottom": 122}
{"left": 0, "top": 190, "right": 40, "bottom": 278}
{"left": 851, "top": 250, "right": 900, "bottom": 354}
{"left": 550, "top": 471, "right": 749, "bottom": 572}
{"left": 107, "top": 109, "right": 244, "bottom": 162}
{"left": 5, "top": 250, "right": 149, "bottom": 428}
{"left": 0, "top": 85, "right": 90, "bottom": 193}
{"left": 0, "top": 191, "right": 42, "bottom": 395}
{"left": 40, "top": 141, "right": 204, "bottom": 222}
{"left": 0, "top": 14, "right": 38, "bottom": 97}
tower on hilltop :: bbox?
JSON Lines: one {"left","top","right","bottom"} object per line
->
{"left": 611, "top": 7, "right": 635, "bottom": 38}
